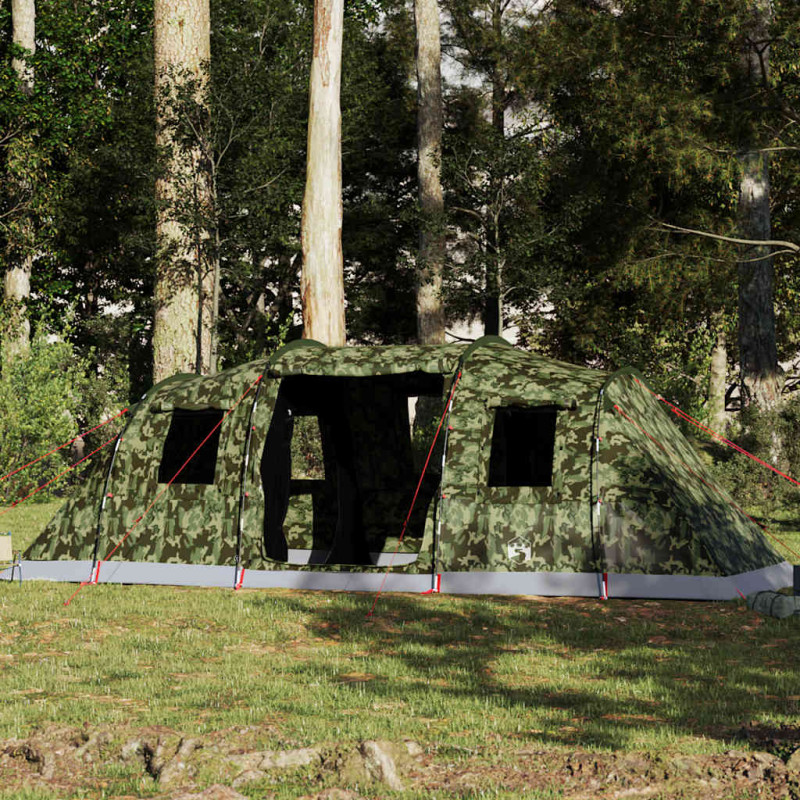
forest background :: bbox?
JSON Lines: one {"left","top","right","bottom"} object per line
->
{"left": 2, "top": 0, "right": 800, "bottom": 519}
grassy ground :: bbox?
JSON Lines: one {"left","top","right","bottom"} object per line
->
{"left": 751, "top": 507, "right": 800, "bottom": 564}
{"left": 0, "top": 502, "right": 799, "bottom": 798}
{"left": 1, "top": 501, "right": 60, "bottom": 554}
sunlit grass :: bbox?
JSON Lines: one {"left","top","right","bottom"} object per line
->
{"left": 1, "top": 500, "right": 61, "bottom": 554}
{"left": 1, "top": 580, "right": 798, "bottom": 754}
{"left": 0, "top": 498, "right": 798, "bottom": 798}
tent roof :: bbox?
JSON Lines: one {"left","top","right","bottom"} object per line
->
{"left": 269, "top": 340, "right": 467, "bottom": 378}
{"left": 268, "top": 337, "right": 608, "bottom": 393}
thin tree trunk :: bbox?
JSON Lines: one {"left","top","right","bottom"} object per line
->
{"left": 707, "top": 328, "right": 728, "bottom": 433}
{"left": 4, "top": 0, "right": 35, "bottom": 360}
{"left": 414, "top": 0, "right": 446, "bottom": 345}
{"left": 152, "top": 0, "right": 214, "bottom": 382}
{"left": 209, "top": 202, "right": 220, "bottom": 375}
{"left": 300, "top": 0, "right": 346, "bottom": 347}
{"left": 484, "top": 0, "right": 505, "bottom": 337}
{"left": 275, "top": 251, "right": 295, "bottom": 326}
{"left": 737, "top": 0, "right": 782, "bottom": 411}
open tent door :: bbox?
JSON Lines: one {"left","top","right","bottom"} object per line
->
{"left": 260, "top": 372, "right": 445, "bottom": 566}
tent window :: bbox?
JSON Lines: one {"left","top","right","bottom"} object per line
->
{"left": 158, "top": 408, "right": 224, "bottom": 485}
{"left": 488, "top": 406, "right": 558, "bottom": 487}
{"left": 291, "top": 415, "right": 325, "bottom": 480}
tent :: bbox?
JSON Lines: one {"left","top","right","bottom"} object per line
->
{"left": 13, "top": 337, "right": 792, "bottom": 599}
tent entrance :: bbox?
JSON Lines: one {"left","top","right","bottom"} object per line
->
{"left": 261, "top": 372, "right": 445, "bottom": 566}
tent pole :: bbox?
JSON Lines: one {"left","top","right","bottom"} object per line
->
{"left": 91, "top": 409, "right": 138, "bottom": 581}
{"left": 234, "top": 375, "right": 265, "bottom": 589}
{"left": 431, "top": 369, "right": 462, "bottom": 592}
{"left": 589, "top": 385, "right": 606, "bottom": 599}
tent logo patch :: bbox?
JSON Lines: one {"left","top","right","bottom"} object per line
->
{"left": 507, "top": 536, "right": 532, "bottom": 563}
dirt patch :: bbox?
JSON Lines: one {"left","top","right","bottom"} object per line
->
{"left": 418, "top": 746, "right": 800, "bottom": 799}
{"left": 738, "top": 722, "right": 800, "bottom": 760}
{"left": 0, "top": 724, "right": 799, "bottom": 798}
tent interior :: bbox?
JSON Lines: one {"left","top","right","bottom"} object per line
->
{"left": 260, "top": 371, "right": 446, "bottom": 566}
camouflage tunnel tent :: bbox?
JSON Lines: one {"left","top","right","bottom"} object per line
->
{"left": 10, "top": 337, "right": 793, "bottom": 599}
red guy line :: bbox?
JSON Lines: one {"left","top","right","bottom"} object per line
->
{"left": 367, "top": 370, "right": 463, "bottom": 618}
{"left": 634, "top": 377, "right": 800, "bottom": 489}
{"left": 64, "top": 375, "right": 262, "bottom": 606}
{"left": 0, "top": 435, "right": 119, "bottom": 519}
{"left": 0, "top": 408, "right": 128, "bottom": 485}
{"left": 613, "top": 404, "right": 800, "bottom": 563}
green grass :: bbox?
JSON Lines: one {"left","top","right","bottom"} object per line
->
{"left": 750, "top": 505, "right": 800, "bottom": 563}
{"left": 2, "top": 583, "right": 799, "bottom": 756}
{"left": 1, "top": 500, "right": 60, "bottom": 554}
{"left": 1, "top": 500, "right": 798, "bottom": 798}
{"left": 1, "top": 580, "right": 799, "bottom": 796}
{"left": 1, "top": 503, "right": 798, "bottom": 751}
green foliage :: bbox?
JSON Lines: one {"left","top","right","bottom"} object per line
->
{"left": 443, "top": 89, "right": 552, "bottom": 327}
{"left": 156, "top": 0, "right": 419, "bottom": 365}
{"left": 440, "top": 0, "right": 549, "bottom": 331}
{"left": 0, "top": 0, "right": 154, "bottom": 262}
{"left": 0, "top": 317, "right": 124, "bottom": 505}
{"left": 519, "top": 0, "right": 745, "bottom": 373}
{"left": 711, "top": 400, "right": 800, "bottom": 514}
{"left": 2, "top": 0, "right": 800, "bottom": 453}
{"left": 291, "top": 415, "right": 325, "bottom": 480}
{"left": 0, "top": 0, "right": 155, "bottom": 400}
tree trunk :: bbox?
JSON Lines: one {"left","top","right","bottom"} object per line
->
{"left": 300, "top": 0, "right": 346, "bottom": 347}
{"left": 484, "top": 0, "right": 505, "bottom": 337}
{"left": 152, "top": 0, "right": 214, "bottom": 382}
{"left": 207, "top": 157, "right": 221, "bottom": 375}
{"left": 4, "top": 0, "right": 35, "bottom": 361}
{"left": 707, "top": 328, "right": 728, "bottom": 433}
{"left": 737, "top": 0, "right": 782, "bottom": 411}
{"left": 11, "top": 0, "right": 34, "bottom": 94}
{"left": 414, "top": 0, "right": 446, "bottom": 345}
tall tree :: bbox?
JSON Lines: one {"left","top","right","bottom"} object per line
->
{"left": 737, "top": 0, "right": 782, "bottom": 412}
{"left": 442, "top": 0, "right": 542, "bottom": 337}
{"left": 446, "top": 0, "right": 510, "bottom": 335}
{"left": 521, "top": 0, "right": 749, "bottom": 405}
{"left": 414, "top": 0, "right": 446, "bottom": 344}
{"left": 300, "top": 0, "right": 346, "bottom": 346}
{"left": 4, "top": 0, "right": 35, "bottom": 359}
{"left": 484, "top": 0, "right": 506, "bottom": 336}
{"left": 152, "top": 0, "right": 215, "bottom": 381}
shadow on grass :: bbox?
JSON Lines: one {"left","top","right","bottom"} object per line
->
{"left": 264, "top": 591, "right": 799, "bottom": 752}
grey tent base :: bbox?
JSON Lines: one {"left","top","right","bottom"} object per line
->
{"left": 441, "top": 562, "right": 793, "bottom": 600}
{"left": 1, "top": 559, "right": 792, "bottom": 600}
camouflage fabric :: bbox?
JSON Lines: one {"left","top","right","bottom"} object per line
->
{"left": 269, "top": 343, "right": 462, "bottom": 378}
{"left": 598, "top": 371, "right": 781, "bottom": 576}
{"left": 437, "top": 343, "right": 606, "bottom": 573}
{"left": 28, "top": 363, "right": 264, "bottom": 566}
{"left": 25, "top": 337, "right": 784, "bottom": 582}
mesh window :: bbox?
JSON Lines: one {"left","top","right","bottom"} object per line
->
{"left": 488, "top": 406, "right": 558, "bottom": 487}
{"left": 291, "top": 415, "right": 325, "bottom": 480}
{"left": 158, "top": 408, "right": 224, "bottom": 485}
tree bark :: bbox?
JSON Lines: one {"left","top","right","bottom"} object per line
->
{"left": 4, "top": 0, "right": 35, "bottom": 360}
{"left": 300, "top": 0, "right": 346, "bottom": 347}
{"left": 414, "top": 0, "right": 446, "bottom": 345}
{"left": 11, "top": 0, "right": 34, "bottom": 94}
{"left": 152, "top": 0, "right": 215, "bottom": 382}
{"left": 737, "top": 0, "right": 782, "bottom": 411}
{"left": 707, "top": 327, "right": 728, "bottom": 434}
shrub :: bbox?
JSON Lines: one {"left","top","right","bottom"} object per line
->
{"left": 0, "top": 318, "right": 127, "bottom": 505}
{"left": 709, "top": 400, "right": 800, "bottom": 515}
